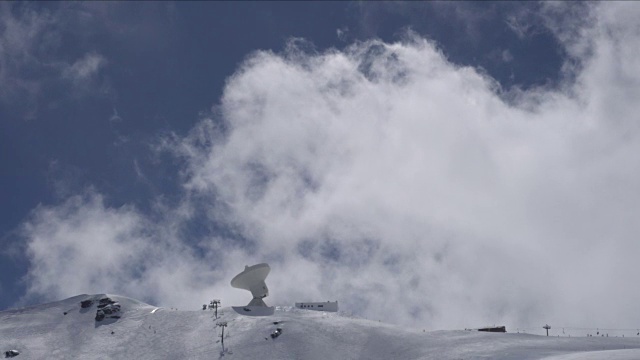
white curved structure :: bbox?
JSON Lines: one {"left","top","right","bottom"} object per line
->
{"left": 230, "top": 263, "right": 274, "bottom": 316}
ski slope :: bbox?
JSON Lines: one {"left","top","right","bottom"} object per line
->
{"left": 2, "top": 294, "right": 640, "bottom": 359}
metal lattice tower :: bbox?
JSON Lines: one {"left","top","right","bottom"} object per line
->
{"left": 217, "top": 321, "right": 228, "bottom": 348}
{"left": 210, "top": 299, "right": 221, "bottom": 319}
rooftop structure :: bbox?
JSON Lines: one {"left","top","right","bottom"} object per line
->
{"left": 295, "top": 301, "right": 338, "bottom": 312}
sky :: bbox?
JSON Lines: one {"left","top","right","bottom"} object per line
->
{"left": 2, "top": 1, "right": 640, "bottom": 331}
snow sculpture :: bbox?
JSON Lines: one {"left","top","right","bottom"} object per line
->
{"left": 230, "top": 263, "right": 274, "bottom": 316}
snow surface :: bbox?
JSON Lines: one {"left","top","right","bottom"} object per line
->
{"left": 2, "top": 294, "right": 640, "bottom": 359}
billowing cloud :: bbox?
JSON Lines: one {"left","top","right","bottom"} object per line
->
{"left": 20, "top": 190, "right": 251, "bottom": 309}
{"left": 19, "top": 2, "right": 640, "bottom": 330}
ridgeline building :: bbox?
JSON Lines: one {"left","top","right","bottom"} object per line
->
{"left": 295, "top": 301, "right": 338, "bottom": 312}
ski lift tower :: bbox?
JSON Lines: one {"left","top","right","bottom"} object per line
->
{"left": 543, "top": 324, "right": 551, "bottom": 336}
{"left": 210, "top": 299, "right": 221, "bottom": 319}
{"left": 217, "top": 321, "right": 228, "bottom": 349}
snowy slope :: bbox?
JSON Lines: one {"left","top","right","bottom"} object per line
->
{"left": 2, "top": 294, "right": 640, "bottom": 360}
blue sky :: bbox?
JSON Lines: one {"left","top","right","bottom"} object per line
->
{"left": 2, "top": 2, "right": 640, "bottom": 330}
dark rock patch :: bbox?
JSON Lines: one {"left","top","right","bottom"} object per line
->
{"left": 95, "top": 311, "right": 105, "bottom": 321}
{"left": 94, "top": 297, "right": 121, "bottom": 322}
{"left": 97, "top": 297, "right": 117, "bottom": 308}
{"left": 270, "top": 328, "right": 283, "bottom": 339}
{"left": 4, "top": 350, "right": 19, "bottom": 358}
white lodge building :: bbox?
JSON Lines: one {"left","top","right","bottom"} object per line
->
{"left": 294, "top": 301, "right": 338, "bottom": 312}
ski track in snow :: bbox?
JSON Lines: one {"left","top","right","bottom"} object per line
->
{"left": 2, "top": 294, "right": 640, "bottom": 360}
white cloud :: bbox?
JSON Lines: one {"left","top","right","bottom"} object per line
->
{"left": 505, "top": 13, "right": 537, "bottom": 40}
{"left": 19, "top": 3, "right": 640, "bottom": 330}
{"left": 501, "top": 49, "right": 513, "bottom": 63}
{"left": 62, "top": 52, "right": 106, "bottom": 84}
{"left": 20, "top": 190, "right": 257, "bottom": 309}
{"left": 59, "top": 51, "right": 111, "bottom": 99}
{"left": 539, "top": 2, "right": 596, "bottom": 61}
{"left": 109, "top": 108, "right": 122, "bottom": 123}
{"left": 336, "top": 27, "right": 349, "bottom": 42}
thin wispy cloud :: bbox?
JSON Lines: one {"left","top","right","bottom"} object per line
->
{"left": 0, "top": 2, "right": 57, "bottom": 118}
{"left": 62, "top": 52, "right": 107, "bottom": 84}
{"left": 0, "top": 3, "right": 123, "bottom": 118}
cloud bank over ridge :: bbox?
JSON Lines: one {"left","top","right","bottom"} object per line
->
{"left": 19, "top": 3, "right": 640, "bottom": 329}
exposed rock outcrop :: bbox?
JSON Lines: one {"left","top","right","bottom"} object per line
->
{"left": 4, "top": 350, "right": 19, "bottom": 358}
{"left": 81, "top": 297, "right": 122, "bottom": 322}
{"left": 96, "top": 301, "right": 121, "bottom": 321}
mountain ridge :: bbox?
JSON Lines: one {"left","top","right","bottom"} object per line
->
{"left": 2, "top": 294, "right": 640, "bottom": 360}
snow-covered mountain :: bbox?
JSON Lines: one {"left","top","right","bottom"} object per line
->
{"left": 2, "top": 294, "right": 640, "bottom": 360}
